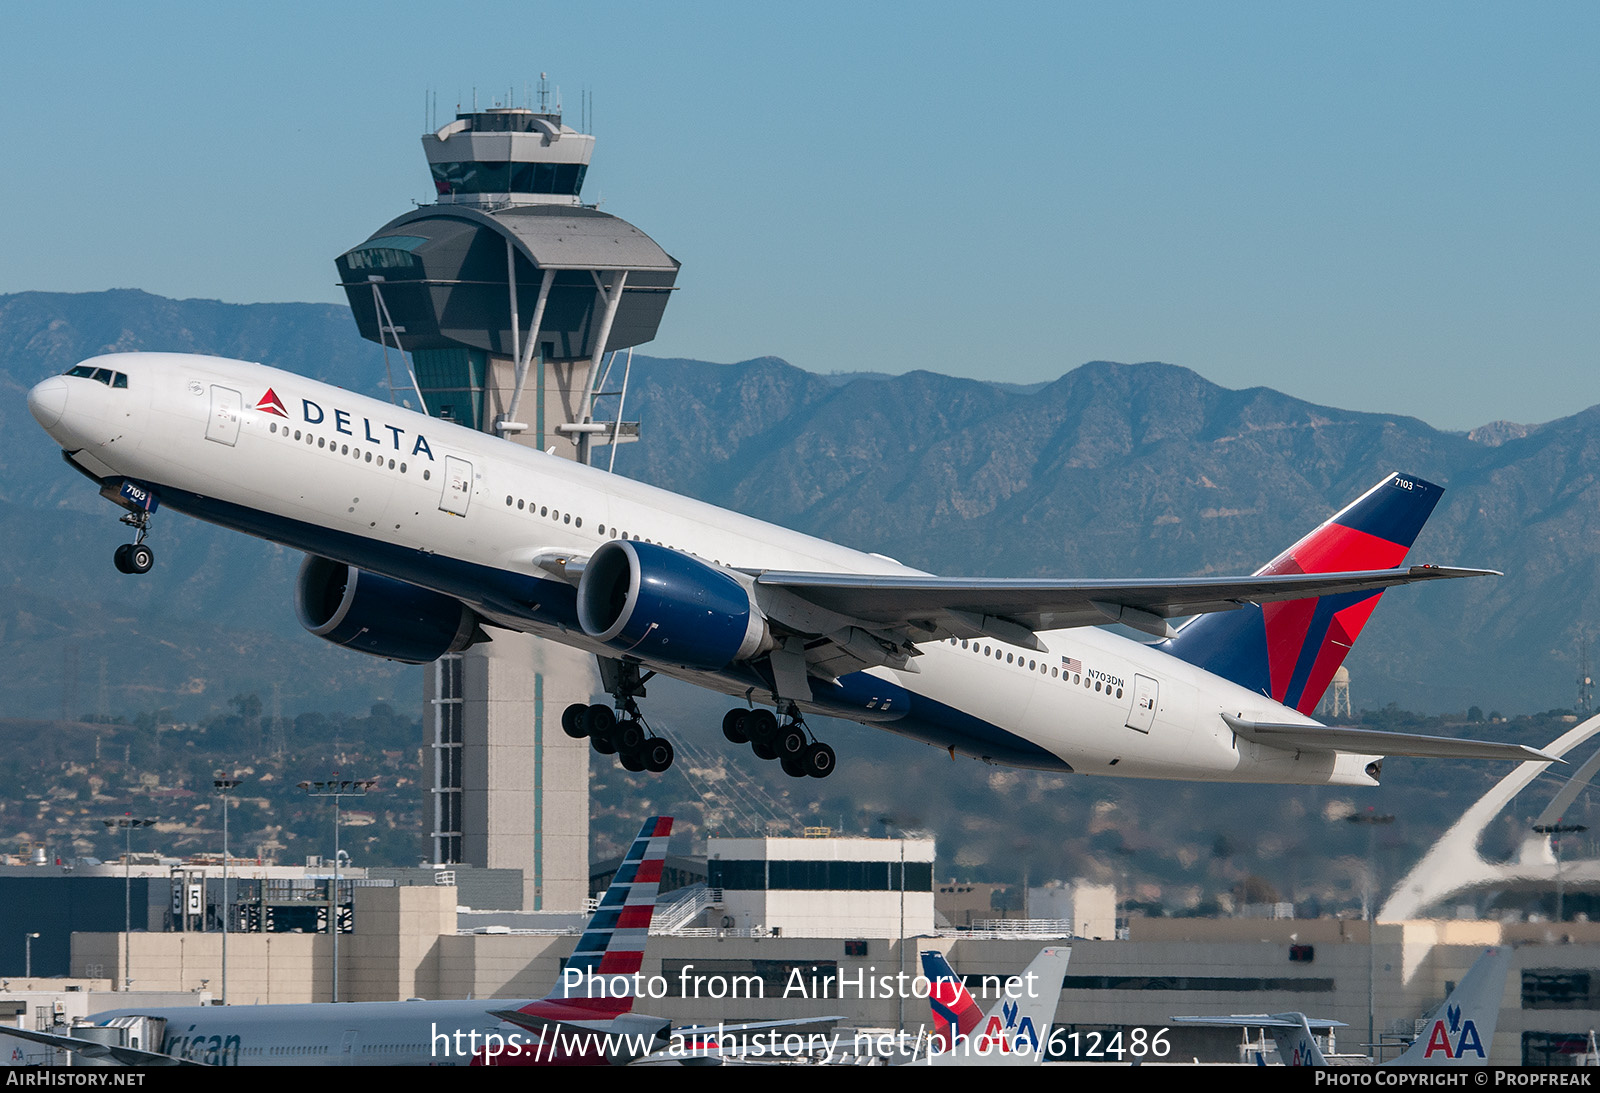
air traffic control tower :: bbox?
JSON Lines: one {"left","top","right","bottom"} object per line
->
{"left": 334, "top": 90, "right": 680, "bottom": 911}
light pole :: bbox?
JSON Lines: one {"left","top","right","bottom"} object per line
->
{"left": 878, "top": 817, "right": 909, "bottom": 1041}
{"left": 1347, "top": 809, "right": 1394, "bottom": 1059}
{"left": 1533, "top": 822, "right": 1588, "bottom": 923}
{"left": 102, "top": 816, "right": 156, "bottom": 990}
{"left": 299, "top": 777, "right": 375, "bottom": 1003}
{"left": 214, "top": 777, "right": 241, "bottom": 1006}
{"left": 23, "top": 933, "right": 39, "bottom": 978}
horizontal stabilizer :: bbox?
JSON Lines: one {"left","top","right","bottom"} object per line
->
{"left": 1171, "top": 1014, "right": 1345, "bottom": 1030}
{"left": 0, "top": 1025, "right": 201, "bottom": 1066}
{"left": 1222, "top": 714, "right": 1561, "bottom": 763}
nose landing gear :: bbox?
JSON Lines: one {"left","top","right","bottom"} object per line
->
{"left": 112, "top": 511, "right": 155, "bottom": 574}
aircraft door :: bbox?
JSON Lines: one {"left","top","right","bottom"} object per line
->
{"left": 1125, "top": 674, "right": 1159, "bottom": 733}
{"left": 205, "top": 385, "right": 242, "bottom": 446}
{"left": 439, "top": 455, "right": 473, "bottom": 516}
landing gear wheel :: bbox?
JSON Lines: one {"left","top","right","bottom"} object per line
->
{"left": 619, "top": 748, "right": 646, "bottom": 772}
{"left": 721, "top": 709, "right": 750, "bottom": 744}
{"left": 615, "top": 719, "right": 645, "bottom": 753}
{"left": 584, "top": 704, "right": 617, "bottom": 738}
{"left": 780, "top": 754, "right": 806, "bottom": 778}
{"left": 128, "top": 544, "right": 153, "bottom": 573}
{"left": 776, "top": 727, "right": 807, "bottom": 759}
{"left": 642, "top": 738, "right": 675, "bottom": 773}
{"left": 590, "top": 727, "right": 618, "bottom": 755}
{"left": 113, "top": 544, "right": 132, "bottom": 574}
{"left": 562, "top": 704, "right": 589, "bottom": 739}
{"left": 751, "top": 740, "right": 777, "bottom": 761}
{"left": 746, "top": 709, "right": 779, "bottom": 747}
{"left": 802, "top": 741, "right": 836, "bottom": 779}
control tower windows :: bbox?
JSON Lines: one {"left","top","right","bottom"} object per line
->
{"left": 343, "top": 235, "right": 426, "bottom": 272}
{"left": 429, "top": 161, "right": 587, "bottom": 197}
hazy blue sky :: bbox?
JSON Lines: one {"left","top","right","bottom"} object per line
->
{"left": 1, "top": 2, "right": 1594, "bottom": 429}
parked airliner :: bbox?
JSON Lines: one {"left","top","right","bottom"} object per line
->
{"left": 27, "top": 353, "right": 1553, "bottom": 784}
{"left": 9, "top": 816, "right": 722, "bottom": 1066}
{"left": 1174, "top": 945, "right": 1512, "bottom": 1065}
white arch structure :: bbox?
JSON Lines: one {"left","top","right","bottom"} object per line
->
{"left": 1382, "top": 713, "right": 1600, "bottom": 920}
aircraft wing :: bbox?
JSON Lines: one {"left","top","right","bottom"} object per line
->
{"left": 1222, "top": 715, "right": 1561, "bottom": 763}
{"left": 754, "top": 565, "right": 1497, "bottom": 643}
{"left": 0, "top": 1025, "right": 200, "bottom": 1066}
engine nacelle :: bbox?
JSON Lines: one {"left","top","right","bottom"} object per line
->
{"left": 576, "top": 540, "right": 770, "bottom": 669}
{"left": 295, "top": 555, "right": 484, "bottom": 664}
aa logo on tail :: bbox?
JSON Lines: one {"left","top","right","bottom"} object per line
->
{"left": 974, "top": 1005, "right": 1040, "bottom": 1055}
{"left": 1421, "top": 1012, "right": 1485, "bottom": 1060}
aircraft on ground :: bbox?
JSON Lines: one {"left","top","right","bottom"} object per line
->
{"left": 4, "top": 816, "right": 758, "bottom": 1066}
{"left": 921, "top": 945, "right": 1070, "bottom": 1065}
{"left": 27, "top": 353, "right": 1555, "bottom": 784}
{"left": 1173, "top": 945, "right": 1513, "bottom": 1065}
{"left": 629, "top": 944, "right": 1072, "bottom": 1065}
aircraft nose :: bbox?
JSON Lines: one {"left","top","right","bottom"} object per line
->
{"left": 27, "top": 376, "right": 68, "bottom": 429}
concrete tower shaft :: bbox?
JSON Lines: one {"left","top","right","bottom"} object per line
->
{"left": 333, "top": 83, "right": 681, "bottom": 911}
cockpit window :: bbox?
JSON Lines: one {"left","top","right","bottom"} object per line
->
{"left": 63, "top": 365, "right": 128, "bottom": 388}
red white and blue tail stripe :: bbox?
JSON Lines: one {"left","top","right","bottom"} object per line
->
{"left": 539, "top": 815, "right": 672, "bottom": 1011}
{"left": 1161, "top": 473, "right": 1443, "bottom": 713}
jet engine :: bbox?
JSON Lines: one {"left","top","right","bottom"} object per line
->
{"left": 295, "top": 555, "right": 485, "bottom": 664}
{"left": 576, "top": 540, "right": 771, "bottom": 669}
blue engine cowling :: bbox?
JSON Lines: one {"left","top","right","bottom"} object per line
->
{"left": 295, "top": 555, "right": 484, "bottom": 664}
{"left": 576, "top": 540, "right": 770, "bottom": 669}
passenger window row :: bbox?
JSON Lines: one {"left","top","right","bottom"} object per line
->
{"left": 947, "top": 637, "right": 1124, "bottom": 699}
{"left": 270, "top": 420, "right": 420, "bottom": 477}
{"left": 495, "top": 498, "right": 728, "bottom": 565}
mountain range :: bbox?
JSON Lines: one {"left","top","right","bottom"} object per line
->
{"left": 3, "top": 288, "right": 1596, "bottom": 907}
{"left": 4, "top": 288, "right": 1595, "bottom": 722}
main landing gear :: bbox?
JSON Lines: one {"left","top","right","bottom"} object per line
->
{"left": 562, "top": 699, "right": 675, "bottom": 773}
{"left": 722, "top": 705, "right": 835, "bottom": 779}
{"left": 563, "top": 660, "right": 674, "bottom": 773}
{"left": 112, "top": 511, "right": 155, "bottom": 574}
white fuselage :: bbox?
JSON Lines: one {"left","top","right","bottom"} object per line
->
{"left": 30, "top": 352, "right": 1369, "bottom": 786}
{"left": 88, "top": 998, "right": 631, "bottom": 1066}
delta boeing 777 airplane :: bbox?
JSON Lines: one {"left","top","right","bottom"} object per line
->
{"left": 27, "top": 352, "right": 1553, "bottom": 784}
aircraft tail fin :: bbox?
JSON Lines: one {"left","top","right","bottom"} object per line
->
{"left": 1266, "top": 1015, "right": 1330, "bottom": 1066}
{"left": 535, "top": 815, "right": 672, "bottom": 1014}
{"left": 1171, "top": 1013, "right": 1339, "bottom": 1065}
{"left": 1160, "top": 472, "right": 1444, "bottom": 713}
{"left": 1391, "top": 946, "right": 1511, "bottom": 1065}
{"left": 924, "top": 945, "right": 1070, "bottom": 1066}
{"left": 922, "top": 949, "right": 986, "bottom": 1050}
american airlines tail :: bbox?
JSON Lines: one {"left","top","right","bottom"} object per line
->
{"left": 1390, "top": 946, "right": 1511, "bottom": 1065}
{"left": 1175, "top": 945, "right": 1512, "bottom": 1066}
{"left": 524, "top": 815, "right": 671, "bottom": 1017}
{"left": 480, "top": 816, "right": 674, "bottom": 1065}
{"left": 1260, "top": 1015, "right": 1333, "bottom": 1066}
{"left": 1161, "top": 472, "right": 1444, "bottom": 713}
{"left": 921, "top": 946, "right": 1070, "bottom": 1066}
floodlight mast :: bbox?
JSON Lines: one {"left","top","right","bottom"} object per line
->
{"left": 299, "top": 777, "right": 377, "bottom": 1003}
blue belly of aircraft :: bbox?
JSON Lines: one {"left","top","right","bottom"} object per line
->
{"left": 149, "top": 482, "right": 1069, "bottom": 772}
